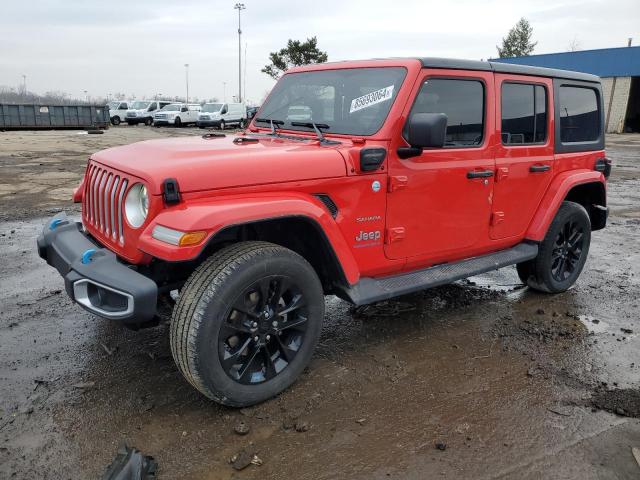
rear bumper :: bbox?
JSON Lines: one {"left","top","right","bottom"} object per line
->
{"left": 37, "top": 213, "right": 157, "bottom": 323}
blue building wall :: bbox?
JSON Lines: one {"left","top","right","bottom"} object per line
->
{"left": 491, "top": 46, "right": 640, "bottom": 77}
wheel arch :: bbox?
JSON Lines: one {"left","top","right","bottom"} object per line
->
{"left": 138, "top": 194, "right": 360, "bottom": 291}
{"left": 197, "top": 215, "right": 351, "bottom": 294}
{"left": 526, "top": 170, "right": 607, "bottom": 241}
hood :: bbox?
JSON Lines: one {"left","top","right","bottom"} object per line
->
{"left": 90, "top": 135, "right": 348, "bottom": 195}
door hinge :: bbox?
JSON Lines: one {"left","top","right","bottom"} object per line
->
{"left": 388, "top": 176, "right": 408, "bottom": 192}
{"left": 386, "top": 227, "right": 406, "bottom": 244}
{"left": 496, "top": 167, "right": 509, "bottom": 182}
{"left": 491, "top": 212, "right": 505, "bottom": 226}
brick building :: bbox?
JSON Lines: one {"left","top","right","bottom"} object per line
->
{"left": 492, "top": 46, "right": 640, "bottom": 133}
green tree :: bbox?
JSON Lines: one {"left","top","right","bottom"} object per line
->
{"left": 262, "top": 37, "right": 328, "bottom": 79}
{"left": 496, "top": 18, "right": 537, "bottom": 58}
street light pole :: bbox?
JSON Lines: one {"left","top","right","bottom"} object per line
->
{"left": 22, "top": 74, "right": 26, "bottom": 93}
{"left": 184, "top": 63, "right": 190, "bottom": 103}
{"left": 223, "top": 82, "right": 227, "bottom": 102}
{"left": 234, "top": 3, "right": 245, "bottom": 103}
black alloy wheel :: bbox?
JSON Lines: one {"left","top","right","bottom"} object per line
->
{"left": 219, "top": 276, "right": 308, "bottom": 385}
{"left": 550, "top": 220, "right": 585, "bottom": 282}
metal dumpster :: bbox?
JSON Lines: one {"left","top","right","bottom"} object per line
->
{"left": 0, "top": 104, "right": 109, "bottom": 130}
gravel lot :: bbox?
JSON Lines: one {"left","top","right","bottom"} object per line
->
{"left": 1, "top": 127, "right": 640, "bottom": 479}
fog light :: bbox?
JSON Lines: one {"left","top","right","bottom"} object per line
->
{"left": 152, "top": 225, "right": 207, "bottom": 247}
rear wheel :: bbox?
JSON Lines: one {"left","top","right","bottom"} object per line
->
{"left": 170, "top": 242, "right": 324, "bottom": 407}
{"left": 517, "top": 201, "right": 591, "bottom": 293}
{"left": 144, "top": 117, "right": 153, "bottom": 126}
{"left": 126, "top": 121, "right": 134, "bottom": 126}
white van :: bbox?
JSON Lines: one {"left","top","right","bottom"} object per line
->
{"left": 197, "top": 103, "right": 246, "bottom": 130}
{"left": 153, "top": 103, "right": 201, "bottom": 127}
{"left": 107, "top": 100, "right": 131, "bottom": 126}
{"left": 125, "top": 100, "right": 172, "bottom": 126}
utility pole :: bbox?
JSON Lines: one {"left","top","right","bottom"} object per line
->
{"left": 21, "top": 74, "right": 26, "bottom": 93}
{"left": 223, "top": 82, "right": 227, "bottom": 102}
{"left": 184, "top": 63, "right": 190, "bottom": 103}
{"left": 234, "top": 3, "right": 245, "bottom": 103}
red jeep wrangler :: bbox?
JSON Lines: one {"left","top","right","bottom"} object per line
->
{"left": 38, "top": 58, "right": 610, "bottom": 406}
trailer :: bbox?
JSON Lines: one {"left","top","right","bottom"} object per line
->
{"left": 0, "top": 104, "right": 109, "bottom": 130}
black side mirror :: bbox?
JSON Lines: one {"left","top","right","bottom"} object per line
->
{"left": 181, "top": 107, "right": 188, "bottom": 112}
{"left": 407, "top": 113, "right": 447, "bottom": 148}
{"left": 221, "top": 108, "right": 228, "bottom": 115}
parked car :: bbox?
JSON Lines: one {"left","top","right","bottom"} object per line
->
{"left": 153, "top": 103, "right": 201, "bottom": 127}
{"left": 246, "top": 105, "right": 259, "bottom": 120}
{"left": 126, "top": 100, "right": 172, "bottom": 126}
{"left": 38, "top": 57, "right": 610, "bottom": 407}
{"left": 196, "top": 102, "right": 246, "bottom": 129}
{"left": 107, "top": 100, "right": 130, "bottom": 126}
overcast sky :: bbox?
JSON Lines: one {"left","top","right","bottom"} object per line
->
{"left": 1, "top": 0, "right": 638, "bottom": 104}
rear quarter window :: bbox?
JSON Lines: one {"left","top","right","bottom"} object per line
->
{"left": 553, "top": 80, "right": 604, "bottom": 153}
{"left": 559, "top": 86, "right": 600, "bottom": 142}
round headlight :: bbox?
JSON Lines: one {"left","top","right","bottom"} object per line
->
{"left": 124, "top": 183, "right": 149, "bottom": 228}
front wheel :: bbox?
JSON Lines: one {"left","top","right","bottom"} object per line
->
{"left": 517, "top": 201, "right": 591, "bottom": 293}
{"left": 170, "top": 242, "right": 324, "bottom": 407}
{"left": 174, "top": 117, "right": 182, "bottom": 127}
{"left": 144, "top": 117, "right": 153, "bottom": 126}
{"left": 111, "top": 116, "right": 121, "bottom": 126}
{"left": 219, "top": 120, "right": 225, "bottom": 130}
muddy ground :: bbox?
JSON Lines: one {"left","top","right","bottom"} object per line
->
{"left": 1, "top": 128, "right": 640, "bottom": 479}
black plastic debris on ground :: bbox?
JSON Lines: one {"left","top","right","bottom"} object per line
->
{"left": 102, "top": 444, "right": 157, "bottom": 480}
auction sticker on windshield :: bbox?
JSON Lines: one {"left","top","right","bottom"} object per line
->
{"left": 350, "top": 85, "right": 394, "bottom": 113}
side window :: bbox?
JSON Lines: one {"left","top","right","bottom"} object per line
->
{"left": 501, "top": 83, "right": 547, "bottom": 145}
{"left": 559, "top": 86, "right": 599, "bottom": 143}
{"left": 148, "top": 103, "right": 157, "bottom": 112}
{"left": 409, "top": 78, "right": 485, "bottom": 147}
{"left": 120, "top": 103, "right": 128, "bottom": 110}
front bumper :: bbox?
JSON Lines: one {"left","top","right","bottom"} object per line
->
{"left": 37, "top": 213, "right": 157, "bottom": 323}
{"left": 196, "top": 119, "right": 221, "bottom": 128}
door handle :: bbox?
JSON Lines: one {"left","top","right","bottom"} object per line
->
{"left": 529, "top": 164, "right": 551, "bottom": 173}
{"left": 466, "top": 170, "right": 494, "bottom": 179}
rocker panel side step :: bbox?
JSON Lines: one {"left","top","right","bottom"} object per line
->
{"left": 342, "top": 242, "right": 538, "bottom": 306}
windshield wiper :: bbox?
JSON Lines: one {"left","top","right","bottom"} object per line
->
{"left": 254, "top": 118, "right": 284, "bottom": 135}
{"left": 290, "top": 121, "right": 330, "bottom": 143}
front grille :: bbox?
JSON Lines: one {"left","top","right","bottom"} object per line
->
{"left": 155, "top": 114, "right": 167, "bottom": 119}
{"left": 199, "top": 115, "right": 210, "bottom": 120}
{"left": 83, "top": 164, "right": 129, "bottom": 245}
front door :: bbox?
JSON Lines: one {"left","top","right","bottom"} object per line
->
{"left": 490, "top": 75, "right": 554, "bottom": 239}
{"left": 385, "top": 70, "right": 496, "bottom": 262}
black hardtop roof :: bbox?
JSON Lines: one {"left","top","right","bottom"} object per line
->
{"left": 418, "top": 57, "right": 600, "bottom": 83}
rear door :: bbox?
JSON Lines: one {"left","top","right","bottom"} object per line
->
{"left": 490, "top": 75, "right": 554, "bottom": 239}
{"left": 385, "top": 70, "right": 497, "bottom": 261}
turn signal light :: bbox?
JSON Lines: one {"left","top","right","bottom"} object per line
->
{"left": 178, "top": 231, "right": 207, "bottom": 246}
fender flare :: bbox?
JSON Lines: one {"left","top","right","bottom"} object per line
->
{"left": 138, "top": 192, "right": 360, "bottom": 284}
{"left": 526, "top": 170, "right": 606, "bottom": 241}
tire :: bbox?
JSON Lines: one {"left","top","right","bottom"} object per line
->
{"left": 144, "top": 117, "right": 153, "bottom": 126}
{"left": 174, "top": 117, "right": 182, "bottom": 127}
{"left": 239, "top": 119, "right": 246, "bottom": 129}
{"left": 199, "top": 126, "right": 205, "bottom": 129}
{"left": 126, "top": 121, "right": 134, "bottom": 126}
{"left": 517, "top": 201, "right": 591, "bottom": 293}
{"left": 219, "top": 120, "right": 225, "bottom": 130}
{"left": 170, "top": 241, "right": 324, "bottom": 407}
{"left": 111, "top": 116, "right": 121, "bottom": 126}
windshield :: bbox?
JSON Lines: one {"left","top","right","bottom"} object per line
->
{"left": 131, "top": 101, "right": 151, "bottom": 110}
{"left": 161, "top": 104, "right": 182, "bottom": 111}
{"left": 202, "top": 103, "right": 223, "bottom": 113}
{"left": 257, "top": 67, "right": 407, "bottom": 136}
